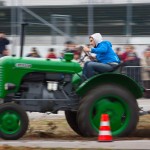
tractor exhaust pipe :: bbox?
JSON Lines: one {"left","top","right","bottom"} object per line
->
{"left": 20, "top": 23, "right": 28, "bottom": 57}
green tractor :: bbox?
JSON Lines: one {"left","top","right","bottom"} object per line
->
{"left": 0, "top": 24, "right": 143, "bottom": 140}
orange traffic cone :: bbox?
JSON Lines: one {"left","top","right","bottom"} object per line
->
{"left": 98, "top": 114, "right": 112, "bottom": 142}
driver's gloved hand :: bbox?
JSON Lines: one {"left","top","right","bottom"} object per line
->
{"left": 89, "top": 56, "right": 95, "bottom": 61}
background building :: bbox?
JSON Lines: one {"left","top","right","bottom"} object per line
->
{"left": 0, "top": 0, "right": 149, "bottom": 56}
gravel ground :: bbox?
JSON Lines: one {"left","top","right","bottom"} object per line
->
{"left": 27, "top": 111, "right": 65, "bottom": 120}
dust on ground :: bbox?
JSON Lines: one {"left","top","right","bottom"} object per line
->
{"left": 0, "top": 114, "right": 150, "bottom": 150}
{"left": 22, "top": 114, "right": 150, "bottom": 140}
{"left": 0, "top": 113, "right": 150, "bottom": 141}
{"left": 0, "top": 112, "right": 150, "bottom": 150}
{"left": 24, "top": 117, "right": 93, "bottom": 141}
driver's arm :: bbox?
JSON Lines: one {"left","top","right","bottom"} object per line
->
{"left": 91, "top": 43, "right": 107, "bottom": 54}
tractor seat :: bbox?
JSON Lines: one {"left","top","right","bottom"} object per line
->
{"left": 108, "top": 62, "right": 123, "bottom": 73}
{"left": 94, "top": 63, "right": 123, "bottom": 76}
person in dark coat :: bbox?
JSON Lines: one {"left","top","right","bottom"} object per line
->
{"left": 123, "top": 52, "right": 141, "bottom": 84}
{"left": 26, "top": 47, "right": 41, "bottom": 58}
{"left": 0, "top": 32, "right": 10, "bottom": 54}
{"left": 63, "top": 41, "right": 76, "bottom": 53}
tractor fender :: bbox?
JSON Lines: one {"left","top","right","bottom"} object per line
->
{"left": 76, "top": 73, "right": 143, "bottom": 99}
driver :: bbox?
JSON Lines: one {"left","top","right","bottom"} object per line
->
{"left": 82, "top": 33, "right": 120, "bottom": 78}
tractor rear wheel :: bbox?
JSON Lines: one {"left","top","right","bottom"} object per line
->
{"left": 77, "top": 84, "right": 139, "bottom": 137}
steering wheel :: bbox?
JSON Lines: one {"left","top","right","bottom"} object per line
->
{"left": 78, "top": 46, "right": 96, "bottom": 63}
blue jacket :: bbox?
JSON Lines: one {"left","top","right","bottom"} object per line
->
{"left": 91, "top": 41, "right": 120, "bottom": 64}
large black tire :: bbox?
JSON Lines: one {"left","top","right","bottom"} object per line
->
{"left": 65, "top": 110, "right": 83, "bottom": 136}
{"left": 77, "top": 84, "right": 139, "bottom": 137}
{"left": 0, "top": 103, "right": 29, "bottom": 140}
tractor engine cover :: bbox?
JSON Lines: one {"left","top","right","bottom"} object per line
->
{"left": 20, "top": 82, "right": 56, "bottom": 112}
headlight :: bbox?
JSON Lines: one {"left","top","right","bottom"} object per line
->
{"left": 4, "top": 83, "right": 16, "bottom": 90}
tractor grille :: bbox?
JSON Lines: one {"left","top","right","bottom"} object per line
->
{"left": 0, "top": 66, "right": 4, "bottom": 97}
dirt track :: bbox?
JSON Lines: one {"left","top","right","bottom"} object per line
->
{"left": 0, "top": 110, "right": 150, "bottom": 150}
{"left": 1, "top": 115, "right": 150, "bottom": 150}
{"left": 23, "top": 113, "right": 150, "bottom": 140}
{"left": 1, "top": 99, "right": 150, "bottom": 149}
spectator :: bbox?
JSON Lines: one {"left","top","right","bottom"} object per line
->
{"left": 63, "top": 41, "right": 76, "bottom": 53}
{"left": 46, "top": 48, "right": 57, "bottom": 59}
{"left": 123, "top": 52, "right": 140, "bottom": 66}
{"left": 26, "top": 47, "right": 41, "bottom": 58}
{"left": 122, "top": 49, "right": 141, "bottom": 84}
{"left": 73, "top": 51, "right": 81, "bottom": 62}
{"left": 115, "top": 47, "right": 122, "bottom": 61}
{"left": 2, "top": 49, "right": 10, "bottom": 56}
{"left": 140, "top": 48, "right": 150, "bottom": 97}
{"left": 121, "top": 45, "right": 136, "bottom": 62}
{"left": 58, "top": 52, "right": 64, "bottom": 59}
{"left": 0, "top": 49, "right": 10, "bottom": 57}
{"left": 0, "top": 32, "right": 10, "bottom": 54}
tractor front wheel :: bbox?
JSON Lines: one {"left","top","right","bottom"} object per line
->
{"left": 0, "top": 103, "right": 29, "bottom": 140}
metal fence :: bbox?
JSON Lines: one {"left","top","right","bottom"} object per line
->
{"left": 122, "top": 66, "right": 150, "bottom": 91}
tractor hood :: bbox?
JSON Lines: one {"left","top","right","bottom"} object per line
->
{"left": 0, "top": 56, "right": 82, "bottom": 74}
{"left": 0, "top": 55, "right": 82, "bottom": 98}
